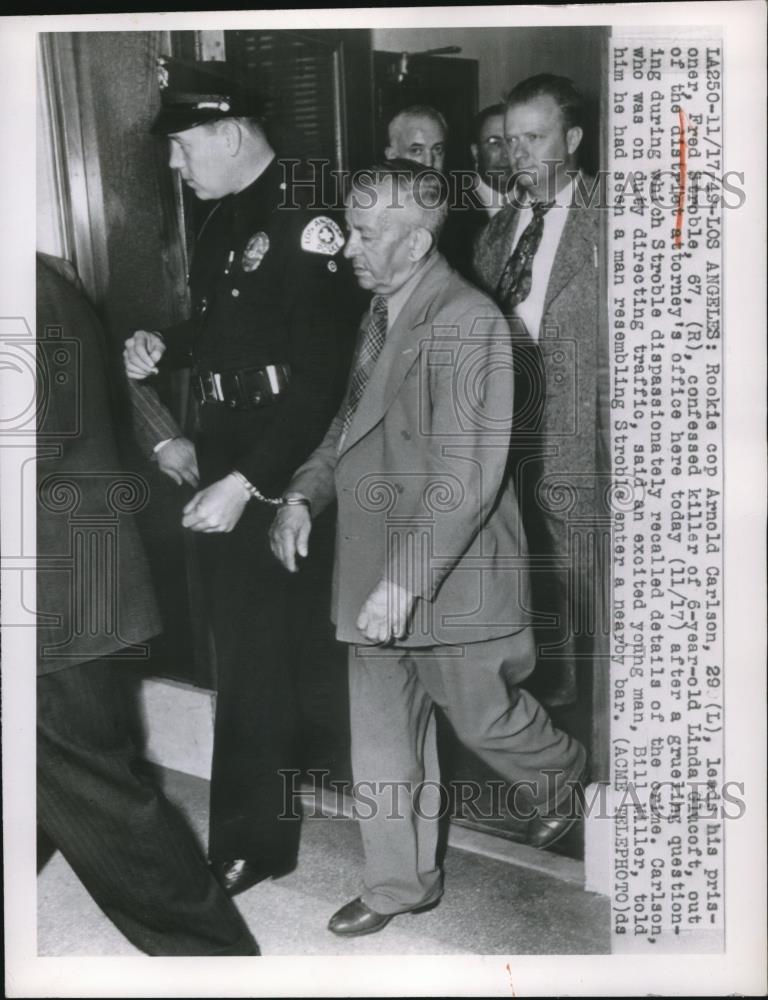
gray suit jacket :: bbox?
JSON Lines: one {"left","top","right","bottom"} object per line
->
{"left": 288, "top": 253, "right": 532, "bottom": 649}
{"left": 473, "top": 178, "right": 609, "bottom": 514}
{"left": 472, "top": 179, "right": 610, "bottom": 703}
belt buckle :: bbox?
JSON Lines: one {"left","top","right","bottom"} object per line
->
{"left": 249, "top": 369, "right": 265, "bottom": 407}
{"left": 231, "top": 371, "right": 250, "bottom": 408}
{"left": 195, "top": 370, "right": 218, "bottom": 404}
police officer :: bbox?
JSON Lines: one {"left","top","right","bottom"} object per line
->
{"left": 124, "top": 57, "right": 354, "bottom": 896}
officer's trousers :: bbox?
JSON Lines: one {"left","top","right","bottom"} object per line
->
{"left": 347, "top": 629, "right": 587, "bottom": 915}
{"left": 201, "top": 500, "right": 302, "bottom": 866}
{"left": 37, "top": 658, "right": 258, "bottom": 955}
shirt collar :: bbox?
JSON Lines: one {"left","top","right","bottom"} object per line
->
{"left": 474, "top": 175, "right": 508, "bottom": 214}
{"left": 517, "top": 172, "right": 579, "bottom": 211}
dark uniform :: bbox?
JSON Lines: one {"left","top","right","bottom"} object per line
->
{"left": 148, "top": 59, "right": 356, "bottom": 871}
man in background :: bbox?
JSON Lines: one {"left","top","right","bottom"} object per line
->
{"left": 474, "top": 73, "right": 609, "bottom": 711}
{"left": 384, "top": 102, "right": 482, "bottom": 281}
{"left": 36, "top": 252, "right": 258, "bottom": 956}
{"left": 469, "top": 102, "right": 513, "bottom": 219}
{"left": 385, "top": 104, "right": 447, "bottom": 170}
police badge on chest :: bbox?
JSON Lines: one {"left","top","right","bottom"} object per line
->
{"left": 241, "top": 232, "right": 270, "bottom": 273}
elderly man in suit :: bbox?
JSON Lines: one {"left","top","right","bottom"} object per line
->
{"left": 36, "top": 253, "right": 258, "bottom": 955}
{"left": 270, "top": 161, "right": 586, "bottom": 937}
{"left": 473, "top": 74, "right": 609, "bottom": 710}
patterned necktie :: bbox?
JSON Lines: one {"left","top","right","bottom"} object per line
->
{"left": 338, "top": 294, "right": 389, "bottom": 447}
{"left": 495, "top": 200, "right": 554, "bottom": 310}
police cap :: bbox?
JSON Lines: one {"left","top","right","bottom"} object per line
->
{"left": 151, "top": 56, "right": 265, "bottom": 136}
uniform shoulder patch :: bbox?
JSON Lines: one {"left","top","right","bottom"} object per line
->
{"left": 301, "top": 216, "right": 345, "bottom": 256}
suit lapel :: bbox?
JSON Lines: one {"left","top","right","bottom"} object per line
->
{"left": 339, "top": 255, "right": 450, "bottom": 456}
{"left": 543, "top": 203, "right": 597, "bottom": 315}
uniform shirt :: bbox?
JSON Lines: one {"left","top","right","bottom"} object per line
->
{"left": 508, "top": 176, "right": 575, "bottom": 341}
{"left": 159, "top": 156, "right": 357, "bottom": 494}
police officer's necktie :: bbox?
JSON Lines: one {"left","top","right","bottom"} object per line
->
{"left": 496, "top": 200, "right": 554, "bottom": 310}
{"left": 338, "top": 294, "right": 389, "bottom": 448}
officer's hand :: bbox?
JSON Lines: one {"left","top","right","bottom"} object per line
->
{"left": 156, "top": 437, "right": 200, "bottom": 488}
{"left": 124, "top": 330, "right": 166, "bottom": 380}
{"left": 269, "top": 502, "right": 312, "bottom": 573}
{"left": 356, "top": 579, "right": 415, "bottom": 644}
{"left": 182, "top": 475, "right": 249, "bottom": 533}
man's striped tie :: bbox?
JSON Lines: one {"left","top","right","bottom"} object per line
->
{"left": 338, "top": 294, "right": 389, "bottom": 450}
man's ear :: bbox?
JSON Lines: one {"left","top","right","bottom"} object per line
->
{"left": 566, "top": 125, "right": 583, "bottom": 156}
{"left": 219, "top": 119, "right": 243, "bottom": 157}
{"left": 470, "top": 142, "right": 479, "bottom": 169}
{"left": 384, "top": 144, "right": 396, "bottom": 161}
{"left": 409, "top": 227, "right": 433, "bottom": 261}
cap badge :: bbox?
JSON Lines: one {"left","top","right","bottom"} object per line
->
{"left": 301, "top": 216, "right": 344, "bottom": 256}
{"left": 241, "top": 232, "right": 270, "bottom": 272}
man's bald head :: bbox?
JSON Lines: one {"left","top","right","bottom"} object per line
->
{"left": 386, "top": 105, "right": 447, "bottom": 172}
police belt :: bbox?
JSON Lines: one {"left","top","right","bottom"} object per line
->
{"left": 192, "top": 364, "right": 291, "bottom": 409}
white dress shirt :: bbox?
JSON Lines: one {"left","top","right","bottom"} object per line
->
{"left": 473, "top": 176, "right": 508, "bottom": 219}
{"left": 508, "top": 177, "right": 576, "bottom": 341}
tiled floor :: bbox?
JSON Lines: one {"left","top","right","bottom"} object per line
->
{"left": 37, "top": 767, "right": 610, "bottom": 957}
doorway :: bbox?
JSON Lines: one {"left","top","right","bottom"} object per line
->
{"left": 374, "top": 49, "right": 478, "bottom": 169}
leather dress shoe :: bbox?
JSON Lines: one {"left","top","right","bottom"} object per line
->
{"left": 527, "top": 758, "right": 589, "bottom": 850}
{"left": 328, "top": 896, "right": 439, "bottom": 937}
{"left": 210, "top": 858, "right": 294, "bottom": 897}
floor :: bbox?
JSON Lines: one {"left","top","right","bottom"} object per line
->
{"left": 37, "top": 767, "right": 610, "bottom": 957}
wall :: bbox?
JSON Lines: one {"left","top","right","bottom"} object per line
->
{"left": 373, "top": 25, "right": 605, "bottom": 111}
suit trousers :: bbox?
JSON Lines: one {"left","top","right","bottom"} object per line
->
{"left": 37, "top": 658, "right": 257, "bottom": 956}
{"left": 347, "top": 629, "right": 586, "bottom": 914}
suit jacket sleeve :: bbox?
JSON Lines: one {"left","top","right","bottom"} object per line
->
{"left": 389, "top": 303, "right": 515, "bottom": 603}
{"left": 284, "top": 305, "right": 366, "bottom": 513}
{"left": 128, "top": 381, "right": 184, "bottom": 457}
{"left": 284, "top": 409, "right": 344, "bottom": 517}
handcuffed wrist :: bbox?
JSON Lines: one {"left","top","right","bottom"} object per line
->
{"left": 228, "top": 471, "right": 286, "bottom": 508}
{"left": 279, "top": 495, "right": 312, "bottom": 516}
{"left": 229, "top": 470, "right": 258, "bottom": 501}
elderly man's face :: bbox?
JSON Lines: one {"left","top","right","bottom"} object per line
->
{"left": 168, "top": 123, "right": 233, "bottom": 200}
{"left": 343, "top": 185, "right": 416, "bottom": 295}
{"left": 473, "top": 113, "right": 511, "bottom": 190}
{"left": 387, "top": 115, "right": 446, "bottom": 172}
{"left": 504, "top": 95, "right": 582, "bottom": 201}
